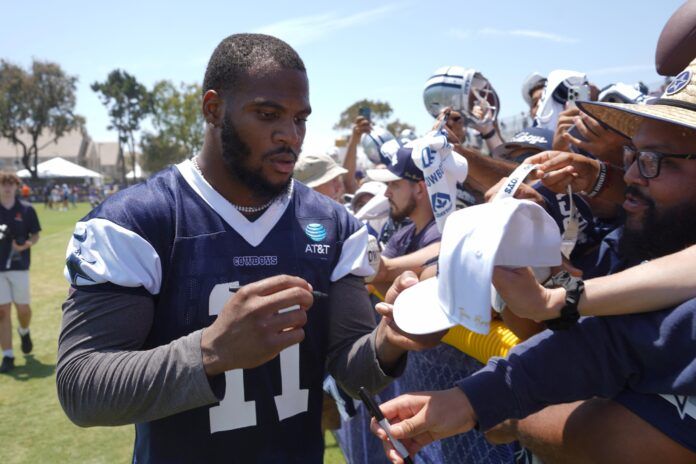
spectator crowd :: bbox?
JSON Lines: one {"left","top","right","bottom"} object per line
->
{"left": 290, "top": 4, "right": 696, "bottom": 462}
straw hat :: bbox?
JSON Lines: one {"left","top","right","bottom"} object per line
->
{"left": 577, "top": 58, "right": 696, "bottom": 138}
{"left": 293, "top": 152, "right": 347, "bottom": 188}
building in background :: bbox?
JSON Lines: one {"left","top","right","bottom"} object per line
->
{"left": 0, "top": 130, "right": 139, "bottom": 183}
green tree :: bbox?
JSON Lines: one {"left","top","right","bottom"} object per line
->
{"left": 335, "top": 99, "right": 416, "bottom": 139}
{"left": 333, "top": 99, "right": 393, "bottom": 130}
{"left": 150, "top": 80, "right": 204, "bottom": 157}
{"left": 92, "top": 70, "right": 151, "bottom": 185}
{"left": 386, "top": 119, "right": 416, "bottom": 138}
{"left": 139, "top": 132, "right": 188, "bottom": 173}
{"left": 0, "top": 59, "right": 83, "bottom": 179}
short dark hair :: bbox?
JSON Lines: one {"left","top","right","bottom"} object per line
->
{"left": 0, "top": 171, "right": 20, "bottom": 186}
{"left": 529, "top": 79, "right": 547, "bottom": 97}
{"left": 203, "top": 33, "right": 306, "bottom": 94}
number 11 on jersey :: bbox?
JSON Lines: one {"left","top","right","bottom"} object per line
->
{"left": 208, "top": 282, "right": 309, "bottom": 433}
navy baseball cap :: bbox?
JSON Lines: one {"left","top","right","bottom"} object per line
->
{"left": 366, "top": 147, "right": 423, "bottom": 183}
{"left": 492, "top": 127, "right": 554, "bottom": 162}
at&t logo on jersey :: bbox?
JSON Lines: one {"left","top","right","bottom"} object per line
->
{"left": 304, "top": 223, "right": 327, "bottom": 242}
{"left": 304, "top": 223, "right": 331, "bottom": 255}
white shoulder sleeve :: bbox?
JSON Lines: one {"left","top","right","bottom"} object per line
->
{"left": 330, "top": 225, "right": 375, "bottom": 282}
{"left": 64, "top": 218, "right": 162, "bottom": 295}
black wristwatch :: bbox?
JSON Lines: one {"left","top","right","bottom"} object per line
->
{"left": 481, "top": 128, "right": 496, "bottom": 140}
{"left": 543, "top": 271, "right": 584, "bottom": 331}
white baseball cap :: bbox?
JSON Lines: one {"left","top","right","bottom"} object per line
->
{"left": 393, "top": 198, "right": 562, "bottom": 335}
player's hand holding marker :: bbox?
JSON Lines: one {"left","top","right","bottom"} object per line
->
{"left": 200, "top": 275, "right": 314, "bottom": 376}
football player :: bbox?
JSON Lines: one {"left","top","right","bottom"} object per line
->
{"left": 57, "top": 34, "right": 440, "bottom": 463}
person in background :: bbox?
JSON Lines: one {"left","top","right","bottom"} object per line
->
{"left": 20, "top": 183, "right": 30, "bottom": 201}
{"left": 521, "top": 72, "right": 547, "bottom": 119}
{"left": 366, "top": 147, "right": 441, "bottom": 295}
{"left": 372, "top": 59, "right": 696, "bottom": 464}
{"left": 0, "top": 171, "right": 41, "bottom": 373}
{"left": 293, "top": 152, "right": 347, "bottom": 202}
{"left": 342, "top": 116, "right": 373, "bottom": 195}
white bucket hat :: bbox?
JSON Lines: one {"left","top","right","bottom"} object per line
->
{"left": 293, "top": 153, "right": 348, "bottom": 188}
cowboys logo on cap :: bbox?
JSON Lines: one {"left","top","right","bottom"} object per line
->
{"left": 665, "top": 70, "right": 692, "bottom": 95}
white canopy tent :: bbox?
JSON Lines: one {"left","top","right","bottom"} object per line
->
{"left": 125, "top": 162, "right": 145, "bottom": 180}
{"left": 17, "top": 157, "right": 102, "bottom": 180}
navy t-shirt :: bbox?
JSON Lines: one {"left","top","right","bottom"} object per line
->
{"left": 0, "top": 199, "right": 41, "bottom": 271}
{"left": 382, "top": 218, "right": 440, "bottom": 258}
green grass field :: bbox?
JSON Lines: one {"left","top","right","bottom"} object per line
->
{"left": 0, "top": 203, "right": 346, "bottom": 464}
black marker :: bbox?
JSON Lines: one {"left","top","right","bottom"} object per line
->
{"left": 359, "top": 387, "right": 414, "bottom": 464}
{"left": 229, "top": 285, "right": 328, "bottom": 301}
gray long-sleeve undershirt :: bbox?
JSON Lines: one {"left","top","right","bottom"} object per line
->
{"left": 56, "top": 275, "right": 404, "bottom": 427}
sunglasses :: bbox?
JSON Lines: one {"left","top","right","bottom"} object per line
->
{"left": 622, "top": 145, "right": 696, "bottom": 179}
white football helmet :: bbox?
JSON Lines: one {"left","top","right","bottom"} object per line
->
{"left": 360, "top": 126, "right": 397, "bottom": 165}
{"left": 598, "top": 82, "right": 649, "bottom": 104}
{"left": 423, "top": 66, "right": 500, "bottom": 125}
{"left": 399, "top": 128, "right": 417, "bottom": 142}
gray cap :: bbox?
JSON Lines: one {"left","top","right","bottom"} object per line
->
{"left": 293, "top": 153, "right": 348, "bottom": 188}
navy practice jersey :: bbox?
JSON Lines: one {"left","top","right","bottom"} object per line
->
{"left": 0, "top": 200, "right": 40, "bottom": 271}
{"left": 63, "top": 160, "right": 374, "bottom": 463}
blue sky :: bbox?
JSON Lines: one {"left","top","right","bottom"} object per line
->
{"left": 2, "top": 0, "right": 682, "bottom": 154}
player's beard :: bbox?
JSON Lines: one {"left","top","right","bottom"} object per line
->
{"left": 220, "top": 116, "right": 294, "bottom": 199}
{"left": 619, "top": 186, "right": 696, "bottom": 262}
{"left": 389, "top": 195, "right": 417, "bottom": 223}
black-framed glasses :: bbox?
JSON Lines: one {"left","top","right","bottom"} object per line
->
{"left": 622, "top": 145, "right": 696, "bottom": 179}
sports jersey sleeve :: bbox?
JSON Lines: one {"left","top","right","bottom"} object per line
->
{"left": 62, "top": 182, "right": 174, "bottom": 295}
{"left": 330, "top": 206, "right": 375, "bottom": 281}
{"left": 57, "top": 289, "right": 224, "bottom": 426}
{"left": 457, "top": 299, "right": 696, "bottom": 430}
{"left": 64, "top": 219, "right": 162, "bottom": 294}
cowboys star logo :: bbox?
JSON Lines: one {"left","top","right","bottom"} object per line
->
{"left": 665, "top": 70, "right": 691, "bottom": 96}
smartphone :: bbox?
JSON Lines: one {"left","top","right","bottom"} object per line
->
{"left": 566, "top": 84, "right": 590, "bottom": 108}
{"left": 358, "top": 106, "right": 372, "bottom": 122}
{"left": 434, "top": 110, "right": 449, "bottom": 133}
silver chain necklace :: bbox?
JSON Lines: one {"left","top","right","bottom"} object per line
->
{"left": 191, "top": 156, "right": 292, "bottom": 214}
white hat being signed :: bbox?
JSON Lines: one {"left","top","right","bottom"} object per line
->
{"left": 393, "top": 197, "right": 562, "bottom": 335}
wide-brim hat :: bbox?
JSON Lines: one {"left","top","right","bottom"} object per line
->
{"left": 294, "top": 152, "right": 348, "bottom": 188}
{"left": 577, "top": 58, "right": 696, "bottom": 139}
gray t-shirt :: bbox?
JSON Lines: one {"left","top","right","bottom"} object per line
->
{"left": 382, "top": 218, "right": 441, "bottom": 259}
